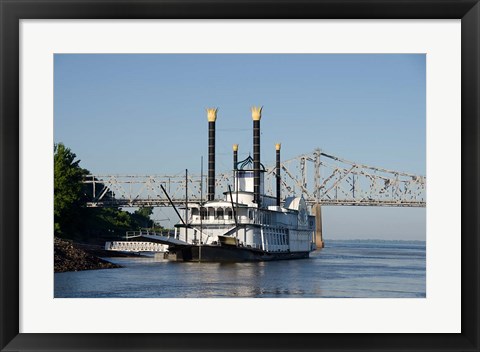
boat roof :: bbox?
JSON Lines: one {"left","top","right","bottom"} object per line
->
{"left": 236, "top": 155, "right": 266, "bottom": 171}
{"left": 205, "top": 201, "right": 248, "bottom": 208}
{"left": 182, "top": 201, "right": 248, "bottom": 208}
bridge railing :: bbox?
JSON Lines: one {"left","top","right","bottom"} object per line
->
{"left": 83, "top": 149, "right": 425, "bottom": 208}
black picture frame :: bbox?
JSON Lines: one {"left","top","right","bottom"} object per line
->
{"left": 1, "top": 1, "right": 479, "bottom": 351}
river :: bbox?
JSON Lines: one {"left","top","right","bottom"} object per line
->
{"left": 54, "top": 240, "right": 426, "bottom": 298}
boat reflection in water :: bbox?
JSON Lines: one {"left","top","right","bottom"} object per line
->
{"left": 55, "top": 240, "right": 426, "bottom": 298}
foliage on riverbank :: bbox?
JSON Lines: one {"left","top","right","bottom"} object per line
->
{"left": 54, "top": 143, "right": 157, "bottom": 242}
{"left": 54, "top": 237, "right": 121, "bottom": 273}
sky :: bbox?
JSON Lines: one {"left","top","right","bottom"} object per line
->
{"left": 54, "top": 54, "right": 426, "bottom": 240}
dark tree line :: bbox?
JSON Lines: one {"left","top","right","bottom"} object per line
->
{"left": 54, "top": 143, "right": 156, "bottom": 242}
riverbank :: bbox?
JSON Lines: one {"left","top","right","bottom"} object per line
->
{"left": 54, "top": 237, "right": 122, "bottom": 273}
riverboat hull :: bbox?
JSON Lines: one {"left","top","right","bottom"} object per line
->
{"left": 165, "top": 245, "right": 310, "bottom": 262}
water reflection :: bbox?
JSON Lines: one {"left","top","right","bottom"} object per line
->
{"left": 55, "top": 240, "right": 426, "bottom": 298}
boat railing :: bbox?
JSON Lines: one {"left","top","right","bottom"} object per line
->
{"left": 106, "top": 241, "right": 166, "bottom": 252}
{"left": 190, "top": 218, "right": 292, "bottom": 228}
{"left": 125, "top": 229, "right": 174, "bottom": 239}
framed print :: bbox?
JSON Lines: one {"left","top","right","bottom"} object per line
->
{"left": 1, "top": 0, "right": 479, "bottom": 351}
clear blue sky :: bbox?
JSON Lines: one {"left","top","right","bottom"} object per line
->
{"left": 54, "top": 54, "right": 426, "bottom": 240}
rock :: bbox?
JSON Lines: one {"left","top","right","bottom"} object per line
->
{"left": 54, "top": 237, "right": 122, "bottom": 273}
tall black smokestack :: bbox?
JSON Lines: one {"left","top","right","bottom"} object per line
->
{"left": 233, "top": 144, "right": 238, "bottom": 192}
{"left": 233, "top": 144, "right": 238, "bottom": 170}
{"left": 276, "top": 143, "right": 281, "bottom": 206}
{"left": 207, "top": 108, "right": 218, "bottom": 201}
{"left": 251, "top": 106, "right": 262, "bottom": 206}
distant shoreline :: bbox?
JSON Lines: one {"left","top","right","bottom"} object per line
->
{"left": 329, "top": 239, "right": 425, "bottom": 242}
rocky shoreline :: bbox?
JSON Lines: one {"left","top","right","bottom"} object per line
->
{"left": 54, "top": 237, "right": 122, "bottom": 273}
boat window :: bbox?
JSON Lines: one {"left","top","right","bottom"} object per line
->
{"left": 225, "top": 208, "right": 232, "bottom": 219}
{"left": 248, "top": 210, "right": 253, "bottom": 220}
{"left": 200, "top": 208, "right": 207, "bottom": 220}
{"left": 208, "top": 208, "right": 215, "bottom": 218}
{"left": 216, "top": 208, "right": 224, "bottom": 219}
{"left": 191, "top": 208, "right": 199, "bottom": 216}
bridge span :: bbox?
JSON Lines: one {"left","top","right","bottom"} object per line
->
{"left": 83, "top": 149, "right": 426, "bottom": 208}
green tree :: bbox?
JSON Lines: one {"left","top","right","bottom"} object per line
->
{"left": 132, "top": 207, "right": 154, "bottom": 229}
{"left": 54, "top": 143, "right": 159, "bottom": 242}
{"left": 54, "top": 143, "right": 88, "bottom": 237}
{"left": 136, "top": 206, "right": 153, "bottom": 219}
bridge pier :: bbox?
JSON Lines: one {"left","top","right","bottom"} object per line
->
{"left": 313, "top": 203, "right": 325, "bottom": 249}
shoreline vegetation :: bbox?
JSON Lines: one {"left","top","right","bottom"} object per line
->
{"left": 54, "top": 143, "right": 165, "bottom": 272}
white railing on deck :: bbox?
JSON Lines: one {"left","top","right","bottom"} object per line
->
{"left": 105, "top": 241, "right": 167, "bottom": 252}
{"left": 125, "top": 229, "right": 173, "bottom": 239}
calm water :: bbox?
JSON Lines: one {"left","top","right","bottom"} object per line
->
{"left": 54, "top": 240, "right": 426, "bottom": 298}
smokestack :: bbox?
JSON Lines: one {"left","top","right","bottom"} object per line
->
{"left": 233, "top": 144, "right": 238, "bottom": 170}
{"left": 276, "top": 143, "right": 281, "bottom": 206}
{"left": 233, "top": 144, "right": 238, "bottom": 192}
{"left": 207, "top": 108, "right": 218, "bottom": 201}
{"left": 251, "top": 106, "right": 262, "bottom": 206}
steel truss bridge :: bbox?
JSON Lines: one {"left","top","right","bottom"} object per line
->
{"left": 84, "top": 149, "right": 426, "bottom": 208}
